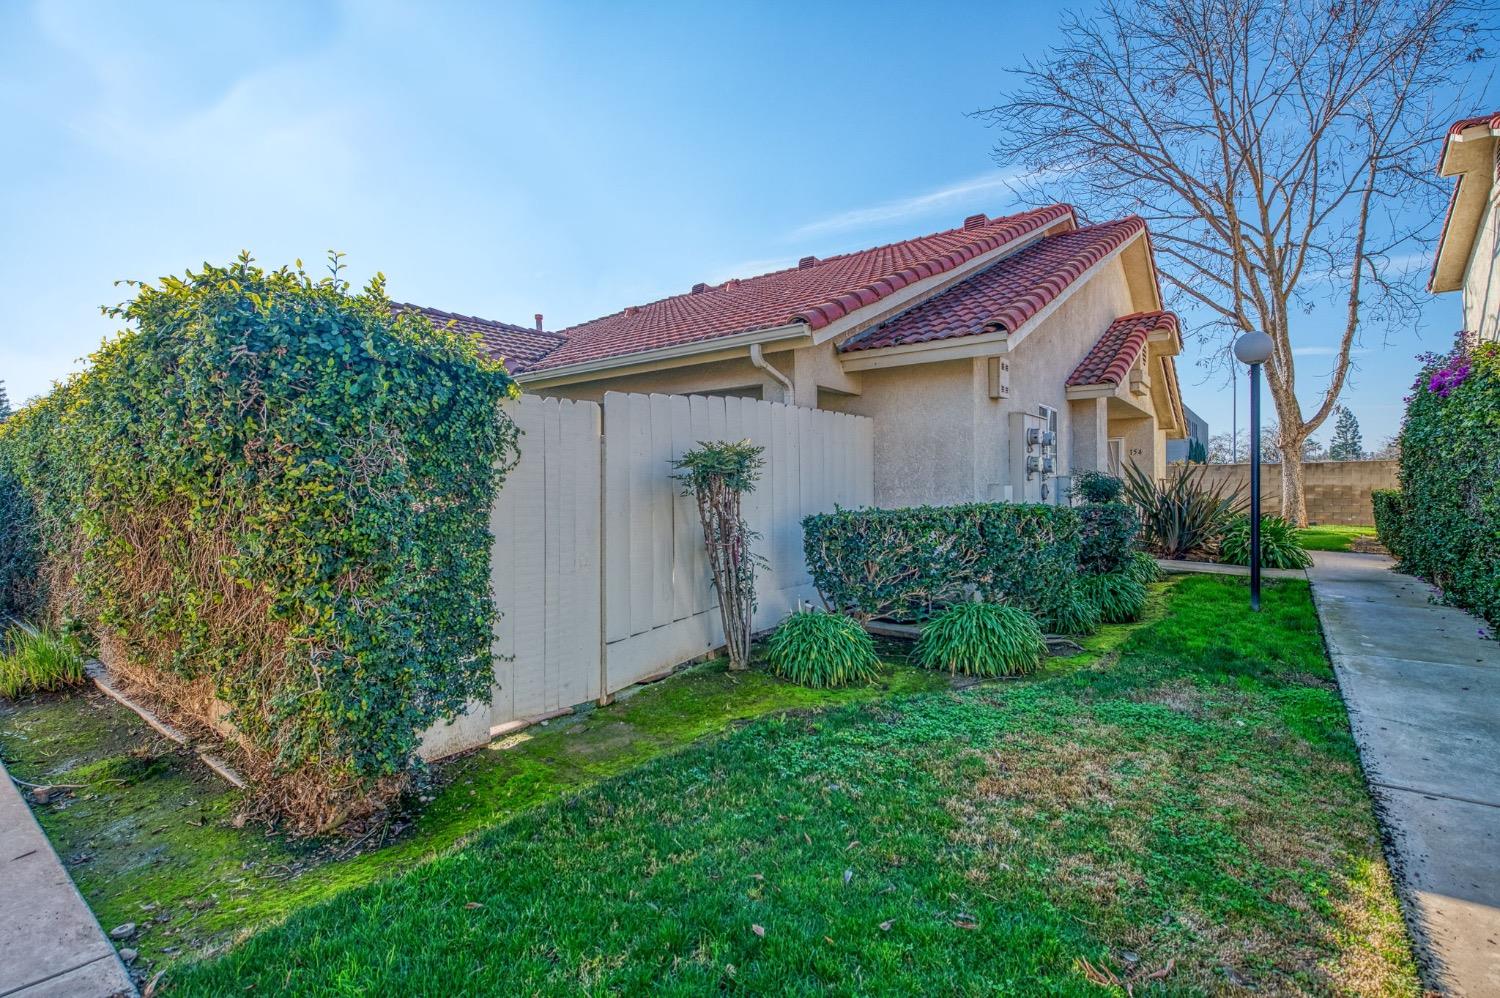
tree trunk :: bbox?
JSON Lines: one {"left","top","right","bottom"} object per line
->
{"left": 1279, "top": 449, "right": 1308, "bottom": 527}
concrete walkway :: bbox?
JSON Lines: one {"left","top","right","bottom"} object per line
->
{"left": 1308, "top": 551, "right": 1500, "bottom": 996}
{"left": 0, "top": 759, "right": 135, "bottom": 997}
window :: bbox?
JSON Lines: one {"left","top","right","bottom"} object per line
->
{"left": 1108, "top": 437, "right": 1125, "bottom": 477}
{"left": 1037, "top": 404, "right": 1058, "bottom": 434}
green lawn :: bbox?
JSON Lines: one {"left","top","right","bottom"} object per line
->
{"left": 1297, "top": 524, "right": 1379, "bottom": 552}
{"left": 157, "top": 576, "right": 1416, "bottom": 996}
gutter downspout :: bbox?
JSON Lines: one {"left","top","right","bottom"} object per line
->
{"left": 749, "top": 343, "right": 794, "bottom": 404}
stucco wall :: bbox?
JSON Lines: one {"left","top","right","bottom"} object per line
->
{"left": 1182, "top": 459, "right": 1399, "bottom": 525}
{"left": 1464, "top": 151, "right": 1500, "bottom": 342}
{"left": 817, "top": 359, "right": 976, "bottom": 507}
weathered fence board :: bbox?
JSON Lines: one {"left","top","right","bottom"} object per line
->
{"left": 422, "top": 391, "right": 873, "bottom": 759}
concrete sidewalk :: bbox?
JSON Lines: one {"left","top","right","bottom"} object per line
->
{"left": 1308, "top": 551, "right": 1500, "bottom": 996}
{"left": 0, "top": 759, "right": 135, "bottom": 997}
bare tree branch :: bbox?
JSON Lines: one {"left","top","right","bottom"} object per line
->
{"left": 974, "top": 0, "right": 1491, "bottom": 523}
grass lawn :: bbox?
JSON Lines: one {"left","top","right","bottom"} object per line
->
{"left": 1297, "top": 524, "right": 1379, "bottom": 552}
{"left": 146, "top": 576, "right": 1415, "bottom": 996}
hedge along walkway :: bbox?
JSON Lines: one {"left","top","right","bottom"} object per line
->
{"left": 0, "top": 755, "right": 135, "bottom": 997}
{"left": 1308, "top": 550, "right": 1500, "bottom": 995}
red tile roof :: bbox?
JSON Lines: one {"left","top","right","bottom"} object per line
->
{"left": 395, "top": 304, "right": 567, "bottom": 374}
{"left": 1066, "top": 310, "right": 1179, "bottom": 387}
{"left": 840, "top": 217, "right": 1146, "bottom": 353}
{"left": 526, "top": 204, "right": 1076, "bottom": 372}
{"left": 1447, "top": 111, "right": 1500, "bottom": 137}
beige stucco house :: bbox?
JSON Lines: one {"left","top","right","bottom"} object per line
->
{"left": 419, "top": 204, "right": 1187, "bottom": 507}
{"left": 1433, "top": 111, "right": 1500, "bottom": 342}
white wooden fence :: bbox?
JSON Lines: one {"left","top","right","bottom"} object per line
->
{"left": 421, "top": 391, "right": 873, "bottom": 758}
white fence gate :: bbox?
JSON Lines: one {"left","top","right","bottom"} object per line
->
{"left": 421, "top": 391, "right": 873, "bottom": 759}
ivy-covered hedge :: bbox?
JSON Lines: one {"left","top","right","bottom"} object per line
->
{"left": 1370, "top": 489, "right": 1407, "bottom": 561}
{"left": 0, "top": 255, "right": 520, "bottom": 830}
{"left": 1394, "top": 336, "right": 1498, "bottom": 625}
{"left": 802, "top": 503, "right": 1081, "bottom": 622}
{"left": 1076, "top": 502, "right": 1139, "bottom": 575}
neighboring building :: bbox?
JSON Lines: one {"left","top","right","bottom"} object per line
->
{"left": 419, "top": 205, "right": 1187, "bottom": 508}
{"left": 1166, "top": 404, "right": 1208, "bottom": 463}
{"left": 1432, "top": 111, "right": 1500, "bottom": 342}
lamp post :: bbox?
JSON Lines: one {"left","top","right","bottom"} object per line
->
{"left": 1233, "top": 331, "right": 1274, "bottom": 611}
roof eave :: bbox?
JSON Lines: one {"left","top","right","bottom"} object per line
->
{"left": 516, "top": 322, "right": 812, "bottom": 389}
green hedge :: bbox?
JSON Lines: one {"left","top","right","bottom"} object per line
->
{"left": 802, "top": 503, "right": 1081, "bottom": 622}
{"left": 1370, "top": 489, "right": 1407, "bottom": 561}
{"left": 0, "top": 255, "right": 520, "bottom": 829}
{"left": 1394, "top": 338, "right": 1499, "bottom": 625}
{"left": 1076, "top": 502, "right": 1139, "bottom": 575}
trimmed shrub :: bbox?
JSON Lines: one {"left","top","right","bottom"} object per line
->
{"left": 1039, "top": 583, "right": 1101, "bottom": 636}
{"left": 1396, "top": 336, "right": 1499, "bottom": 624}
{"left": 0, "top": 469, "right": 40, "bottom": 615}
{"left": 1219, "top": 515, "right": 1313, "bottom": 570}
{"left": 0, "top": 255, "right": 521, "bottom": 830}
{"left": 1124, "top": 462, "right": 1243, "bottom": 559}
{"left": 765, "top": 608, "right": 881, "bottom": 688}
{"left": 1371, "top": 489, "right": 1407, "bottom": 560}
{"left": 1077, "top": 502, "right": 1140, "bottom": 575}
{"left": 1073, "top": 469, "right": 1124, "bottom": 504}
{"left": 1079, "top": 571, "right": 1148, "bottom": 624}
{"left": 912, "top": 602, "right": 1046, "bottom": 677}
{"left": 0, "top": 628, "right": 86, "bottom": 699}
{"left": 1122, "top": 550, "right": 1163, "bottom": 585}
{"left": 802, "top": 503, "right": 1080, "bottom": 623}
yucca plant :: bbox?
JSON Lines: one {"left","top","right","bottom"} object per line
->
{"left": 1123, "top": 462, "right": 1244, "bottom": 560}
{"left": 0, "top": 628, "right": 86, "bottom": 699}
{"left": 1040, "top": 584, "right": 1101, "bottom": 636}
{"left": 912, "top": 601, "right": 1046, "bottom": 678}
{"left": 765, "top": 608, "right": 882, "bottom": 688}
{"left": 1078, "top": 571, "right": 1148, "bottom": 624}
{"left": 1122, "top": 550, "right": 1163, "bottom": 585}
{"left": 1219, "top": 515, "right": 1313, "bottom": 570}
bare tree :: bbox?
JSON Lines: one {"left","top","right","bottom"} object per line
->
{"left": 976, "top": 0, "right": 1490, "bottom": 523}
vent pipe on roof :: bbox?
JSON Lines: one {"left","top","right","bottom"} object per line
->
{"left": 534, "top": 313, "right": 544, "bottom": 331}
{"left": 798, "top": 256, "right": 818, "bottom": 269}
{"left": 963, "top": 213, "right": 988, "bottom": 230}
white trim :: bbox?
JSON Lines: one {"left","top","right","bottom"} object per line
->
{"left": 839, "top": 330, "right": 1011, "bottom": 371}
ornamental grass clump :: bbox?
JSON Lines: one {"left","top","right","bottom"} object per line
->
{"left": 912, "top": 602, "right": 1046, "bottom": 678}
{"left": 765, "top": 608, "right": 881, "bottom": 688}
{"left": 1079, "top": 572, "right": 1149, "bottom": 624}
{"left": 1123, "top": 550, "right": 1163, "bottom": 585}
{"left": 1123, "top": 462, "right": 1243, "bottom": 560}
{"left": 1219, "top": 515, "right": 1313, "bottom": 570}
{"left": 1039, "top": 584, "right": 1101, "bottom": 636}
{"left": 0, "top": 628, "right": 86, "bottom": 699}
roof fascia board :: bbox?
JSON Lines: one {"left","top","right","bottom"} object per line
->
{"left": 517, "top": 323, "right": 811, "bottom": 388}
{"left": 1433, "top": 128, "right": 1497, "bottom": 292}
{"left": 839, "top": 330, "right": 1011, "bottom": 372}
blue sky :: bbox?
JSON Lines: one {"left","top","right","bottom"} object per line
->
{"left": 1, "top": 0, "right": 1494, "bottom": 447}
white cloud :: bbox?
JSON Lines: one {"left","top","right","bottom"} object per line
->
{"left": 787, "top": 170, "right": 1025, "bottom": 240}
